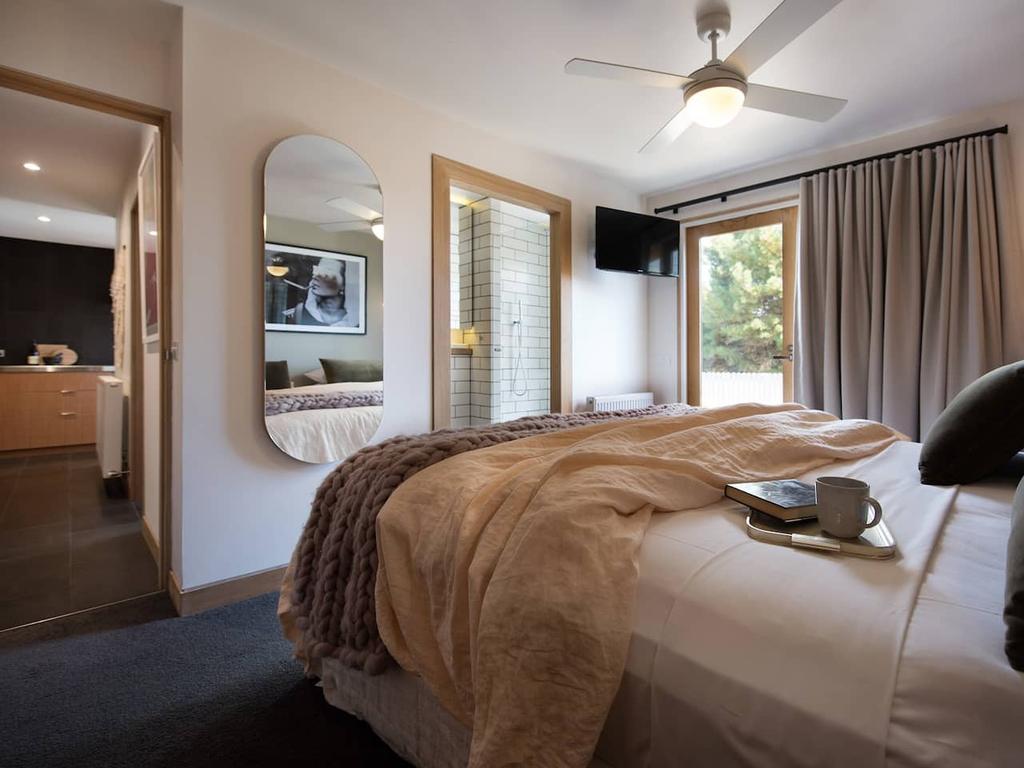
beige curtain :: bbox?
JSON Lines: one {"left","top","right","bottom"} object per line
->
{"left": 795, "top": 134, "right": 1023, "bottom": 439}
{"left": 110, "top": 242, "right": 127, "bottom": 373}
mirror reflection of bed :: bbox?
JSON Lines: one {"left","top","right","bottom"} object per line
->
{"left": 262, "top": 135, "right": 384, "bottom": 463}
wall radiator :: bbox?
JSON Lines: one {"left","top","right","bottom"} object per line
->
{"left": 96, "top": 375, "right": 125, "bottom": 480}
{"left": 586, "top": 391, "right": 655, "bottom": 412}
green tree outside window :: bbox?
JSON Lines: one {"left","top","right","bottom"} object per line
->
{"left": 700, "top": 224, "right": 784, "bottom": 373}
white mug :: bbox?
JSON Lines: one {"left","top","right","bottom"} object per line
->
{"left": 815, "top": 477, "right": 883, "bottom": 539}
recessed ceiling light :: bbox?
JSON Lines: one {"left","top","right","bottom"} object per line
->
{"left": 148, "top": 230, "right": 158, "bottom": 237}
{"left": 37, "top": 215, "right": 51, "bottom": 222}
{"left": 23, "top": 161, "right": 41, "bottom": 172}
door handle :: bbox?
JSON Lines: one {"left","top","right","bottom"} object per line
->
{"left": 772, "top": 344, "right": 794, "bottom": 362}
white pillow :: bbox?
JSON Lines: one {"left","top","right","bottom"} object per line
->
{"left": 301, "top": 367, "right": 326, "bottom": 384}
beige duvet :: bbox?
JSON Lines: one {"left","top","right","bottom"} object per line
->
{"left": 375, "top": 404, "right": 903, "bottom": 767}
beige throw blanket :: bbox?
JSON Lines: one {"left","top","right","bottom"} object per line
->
{"left": 281, "top": 405, "right": 695, "bottom": 674}
{"left": 375, "top": 404, "right": 904, "bottom": 767}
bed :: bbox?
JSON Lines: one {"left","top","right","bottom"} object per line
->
{"left": 282, "top": 406, "right": 1023, "bottom": 767}
{"left": 264, "top": 381, "right": 382, "bottom": 463}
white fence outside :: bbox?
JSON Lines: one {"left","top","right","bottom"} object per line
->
{"left": 701, "top": 371, "right": 783, "bottom": 408}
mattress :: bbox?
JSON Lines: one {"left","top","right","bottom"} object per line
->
{"left": 264, "top": 381, "right": 383, "bottom": 463}
{"left": 313, "top": 441, "right": 1023, "bottom": 767}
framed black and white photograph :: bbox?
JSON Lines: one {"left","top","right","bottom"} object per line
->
{"left": 264, "top": 243, "right": 366, "bottom": 334}
{"left": 138, "top": 137, "right": 161, "bottom": 343}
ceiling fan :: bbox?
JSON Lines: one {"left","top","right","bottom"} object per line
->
{"left": 565, "top": 0, "right": 848, "bottom": 153}
{"left": 319, "top": 194, "right": 384, "bottom": 241}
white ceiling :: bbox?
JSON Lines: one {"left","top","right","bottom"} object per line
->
{"left": 265, "top": 134, "right": 382, "bottom": 225}
{"left": 171, "top": 0, "right": 1024, "bottom": 194}
{"left": 0, "top": 86, "right": 148, "bottom": 247}
{"left": 0, "top": 198, "right": 116, "bottom": 250}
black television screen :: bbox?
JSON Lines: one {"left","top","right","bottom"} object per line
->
{"left": 595, "top": 206, "right": 679, "bottom": 277}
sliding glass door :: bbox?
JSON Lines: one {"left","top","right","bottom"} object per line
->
{"left": 685, "top": 208, "right": 797, "bottom": 407}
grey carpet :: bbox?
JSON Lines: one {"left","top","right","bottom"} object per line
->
{"left": 0, "top": 592, "right": 409, "bottom": 768}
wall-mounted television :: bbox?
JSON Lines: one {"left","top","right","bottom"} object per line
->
{"left": 595, "top": 206, "right": 679, "bottom": 278}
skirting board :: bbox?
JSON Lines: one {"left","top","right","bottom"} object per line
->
{"left": 168, "top": 565, "right": 288, "bottom": 616}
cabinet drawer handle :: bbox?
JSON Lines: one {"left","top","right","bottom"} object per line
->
{"left": 60, "top": 411, "right": 77, "bottom": 417}
{"left": 60, "top": 389, "right": 74, "bottom": 394}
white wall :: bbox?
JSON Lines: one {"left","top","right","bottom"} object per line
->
{"left": 645, "top": 99, "right": 1024, "bottom": 405}
{"left": 0, "top": 0, "right": 180, "bottom": 111}
{"left": 177, "top": 9, "right": 645, "bottom": 588}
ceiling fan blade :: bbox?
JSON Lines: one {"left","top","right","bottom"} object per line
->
{"left": 639, "top": 106, "right": 692, "bottom": 154}
{"left": 565, "top": 58, "right": 692, "bottom": 89}
{"left": 725, "top": 0, "right": 844, "bottom": 77}
{"left": 318, "top": 220, "right": 369, "bottom": 233}
{"left": 325, "top": 196, "right": 380, "bottom": 221}
{"left": 744, "top": 82, "right": 846, "bottom": 121}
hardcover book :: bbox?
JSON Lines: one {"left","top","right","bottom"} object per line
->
{"left": 725, "top": 479, "right": 817, "bottom": 522}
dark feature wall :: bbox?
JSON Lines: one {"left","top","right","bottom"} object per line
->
{"left": 0, "top": 236, "right": 114, "bottom": 365}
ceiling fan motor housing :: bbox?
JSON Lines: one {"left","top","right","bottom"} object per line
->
{"left": 684, "top": 63, "right": 747, "bottom": 104}
{"left": 696, "top": 10, "right": 731, "bottom": 42}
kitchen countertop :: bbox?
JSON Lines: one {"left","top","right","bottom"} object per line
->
{"left": 0, "top": 365, "right": 115, "bottom": 373}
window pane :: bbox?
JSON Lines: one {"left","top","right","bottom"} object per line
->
{"left": 699, "top": 223, "right": 784, "bottom": 407}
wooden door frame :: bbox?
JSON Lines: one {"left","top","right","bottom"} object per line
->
{"left": 682, "top": 206, "right": 797, "bottom": 406}
{"left": 431, "top": 155, "right": 572, "bottom": 428}
{"left": 128, "top": 202, "right": 145, "bottom": 509}
{"left": 0, "top": 65, "right": 175, "bottom": 593}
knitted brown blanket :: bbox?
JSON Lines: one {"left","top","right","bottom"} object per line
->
{"left": 265, "top": 389, "right": 383, "bottom": 416}
{"left": 281, "top": 404, "right": 696, "bottom": 675}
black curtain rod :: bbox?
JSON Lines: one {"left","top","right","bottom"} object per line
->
{"left": 654, "top": 124, "right": 1009, "bottom": 215}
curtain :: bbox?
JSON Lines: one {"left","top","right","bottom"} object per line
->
{"left": 110, "top": 243, "right": 127, "bottom": 374}
{"left": 795, "top": 133, "right": 1023, "bottom": 439}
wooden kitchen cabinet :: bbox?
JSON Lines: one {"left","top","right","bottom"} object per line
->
{"left": 0, "top": 371, "right": 103, "bottom": 451}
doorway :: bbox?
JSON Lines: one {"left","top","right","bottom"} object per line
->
{"left": 0, "top": 66, "right": 173, "bottom": 630}
{"left": 684, "top": 207, "right": 797, "bottom": 407}
{"left": 431, "top": 156, "right": 572, "bottom": 428}
{"left": 448, "top": 188, "right": 553, "bottom": 427}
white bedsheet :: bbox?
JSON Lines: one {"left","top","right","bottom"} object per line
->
{"left": 315, "top": 441, "right": 1024, "bottom": 767}
{"left": 265, "top": 381, "right": 382, "bottom": 463}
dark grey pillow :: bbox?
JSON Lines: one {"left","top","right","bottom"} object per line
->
{"left": 264, "top": 360, "right": 291, "bottom": 391}
{"left": 320, "top": 358, "right": 383, "bottom": 384}
{"left": 1006, "top": 477, "right": 1024, "bottom": 671}
{"left": 919, "top": 361, "right": 1024, "bottom": 485}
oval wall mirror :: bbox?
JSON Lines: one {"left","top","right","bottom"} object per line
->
{"left": 262, "top": 135, "right": 384, "bottom": 463}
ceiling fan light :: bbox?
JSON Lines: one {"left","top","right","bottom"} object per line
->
{"left": 370, "top": 218, "right": 384, "bottom": 241}
{"left": 685, "top": 83, "right": 746, "bottom": 128}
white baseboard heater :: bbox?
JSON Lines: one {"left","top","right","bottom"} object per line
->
{"left": 587, "top": 391, "right": 655, "bottom": 412}
{"left": 96, "top": 375, "right": 125, "bottom": 486}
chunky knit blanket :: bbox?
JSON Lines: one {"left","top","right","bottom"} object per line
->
{"left": 281, "top": 403, "right": 697, "bottom": 675}
{"left": 265, "top": 389, "right": 383, "bottom": 417}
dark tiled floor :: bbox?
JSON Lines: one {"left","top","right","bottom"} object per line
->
{"left": 0, "top": 445, "right": 159, "bottom": 630}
